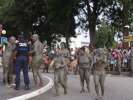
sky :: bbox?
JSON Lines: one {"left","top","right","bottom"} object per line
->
{"left": 69, "top": 28, "right": 90, "bottom": 48}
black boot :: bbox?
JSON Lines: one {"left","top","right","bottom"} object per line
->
{"left": 25, "top": 85, "right": 30, "bottom": 90}
{"left": 15, "top": 85, "right": 20, "bottom": 90}
{"left": 64, "top": 89, "right": 67, "bottom": 95}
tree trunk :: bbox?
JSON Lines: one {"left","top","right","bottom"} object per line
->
{"left": 89, "top": 16, "right": 97, "bottom": 46}
{"left": 121, "top": 0, "right": 129, "bottom": 48}
{"left": 89, "top": 26, "right": 96, "bottom": 45}
{"left": 65, "top": 32, "right": 70, "bottom": 49}
{"left": 121, "top": 0, "right": 129, "bottom": 35}
{"left": 86, "top": 0, "right": 98, "bottom": 46}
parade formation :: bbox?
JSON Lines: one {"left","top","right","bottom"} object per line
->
{"left": 0, "top": 0, "right": 133, "bottom": 100}
{"left": 0, "top": 29, "right": 131, "bottom": 99}
{"left": 0, "top": 29, "right": 130, "bottom": 100}
{"left": 0, "top": 29, "right": 133, "bottom": 100}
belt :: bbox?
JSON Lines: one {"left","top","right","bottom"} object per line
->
{"left": 79, "top": 63, "right": 89, "bottom": 66}
{"left": 55, "top": 67, "right": 64, "bottom": 70}
{"left": 17, "top": 54, "right": 28, "bottom": 57}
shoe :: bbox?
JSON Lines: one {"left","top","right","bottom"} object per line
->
{"left": 80, "top": 89, "right": 85, "bottom": 93}
{"left": 11, "top": 83, "right": 16, "bottom": 87}
{"left": 39, "top": 82, "right": 43, "bottom": 87}
{"left": 56, "top": 93, "right": 60, "bottom": 96}
{"left": 24, "top": 85, "right": 30, "bottom": 90}
{"left": 95, "top": 96, "right": 102, "bottom": 100}
{"left": 64, "top": 90, "right": 67, "bottom": 95}
{"left": 15, "top": 86, "right": 20, "bottom": 90}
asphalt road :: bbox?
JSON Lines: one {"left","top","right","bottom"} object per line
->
{"left": 31, "top": 73, "right": 133, "bottom": 100}
{"left": 0, "top": 71, "right": 48, "bottom": 100}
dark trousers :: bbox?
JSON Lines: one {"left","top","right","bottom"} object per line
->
{"left": 15, "top": 56, "right": 30, "bottom": 87}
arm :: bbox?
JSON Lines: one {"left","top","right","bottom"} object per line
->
{"left": 67, "top": 50, "right": 71, "bottom": 58}
{"left": 90, "top": 54, "right": 94, "bottom": 68}
{"left": 29, "top": 44, "right": 35, "bottom": 56}
{"left": 11, "top": 43, "right": 18, "bottom": 60}
{"left": 49, "top": 59, "right": 55, "bottom": 68}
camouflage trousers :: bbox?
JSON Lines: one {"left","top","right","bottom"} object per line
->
{"left": 93, "top": 71, "right": 106, "bottom": 97}
{"left": 54, "top": 67, "right": 67, "bottom": 95}
{"left": 117, "top": 60, "right": 122, "bottom": 74}
{"left": 131, "top": 58, "right": 133, "bottom": 73}
{"left": 32, "top": 56, "right": 43, "bottom": 85}
{"left": 79, "top": 67, "right": 91, "bottom": 93}
{"left": 3, "top": 61, "right": 15, "bottom": 85}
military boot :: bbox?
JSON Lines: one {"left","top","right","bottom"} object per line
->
{"left": 64, "top": 87, "right": 67, "bottom": 95}
{"left": 15, "top": 85, "right": 20, "bottom": 90}
{"left": 24, "top": 85, "right": 30, "bottom": 90}
{"left": 80, "top": 88, "right": 85, "bottom": 93}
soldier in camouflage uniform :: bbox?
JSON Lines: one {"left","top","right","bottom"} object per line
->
{"left": 60, "top": 43, "right": 70, "bottom": 67}
{"left": 77, "top": 47, "right": 93, "bottom": 93}
{"left": 93, "top": 48, "right": 108, "bottom": 100}
{"left": 117, "top": 49, "right": 122, "bottom": 74}
{"left": 2, "top": 36, "right": 16, "bottom": 86}
{"left": 131, "top": 46, "right": 133, "bottom": 74}
{"left": 30, "top": 34, "right": 43, "bottom": 86}
{"left": 50, "top": 48, "right": 68, "bottom": 96}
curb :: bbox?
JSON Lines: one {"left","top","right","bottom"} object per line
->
{"left": 7, "top": 75, "right": 54, "bottom": 100}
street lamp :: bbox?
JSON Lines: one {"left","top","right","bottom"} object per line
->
{"left": 0, "top": 24, "right": 2, "bottom": 33}
{"left": 2, "top": 30, "right": 6, "bottom": 35}
{"left": 0, "top": 29, "right": 7, "bottom": 52}
{"left": 41, "top": 16, "right": 46, "bottom": 22}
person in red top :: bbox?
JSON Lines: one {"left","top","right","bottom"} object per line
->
{"left": 43, "top": 53, "right": 50, "bottom": 73}
{"left": 112, "top": 49, "right": 117, "bottom": 60}
{"left": 0, "top": 45, "right": 3, "bottom": 67}
{"left": 0, "top": 45, "right": 3, "bottom": 55}
{"left": 117, "top": 49, "right": 123, "bottom": 74}
{"left": 123, "top": 50, "right": 128, "bottom": 68}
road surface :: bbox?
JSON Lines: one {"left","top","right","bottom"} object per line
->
{"left": 31, "top": 73, "right": 133, "bottom": 100}
{"left": 0, "top": 71, "right": 48, "bottom": 100}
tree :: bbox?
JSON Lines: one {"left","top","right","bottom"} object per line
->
{"left": 95, "top": 22, "right": 115, "bottom": 48}
{"left": 105, "top": 0, "right": 133, "bottom": 31}
{"left": 47, "top": 0, "right": 79, "bottom": 48}
{"left": 0, "top": 0, "right": 79, "bottom": 47}
{"left": 75, "top": 0, "right": 113, "bottom": 44}
{"left": 0, "top": 0, "right": 48, "bottom": 39}
{"left": 105, "top": 0, "right": 133, "bottom": 48}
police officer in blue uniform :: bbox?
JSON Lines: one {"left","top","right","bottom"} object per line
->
{"left": 14, "top": 34, "right": 30, "bottom": 90}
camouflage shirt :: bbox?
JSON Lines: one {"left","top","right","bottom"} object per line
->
{"left": 53, "top": 55, "right": 66, "bottom": 69}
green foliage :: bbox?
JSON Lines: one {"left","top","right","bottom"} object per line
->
{"left": 106, "top": 0, "right": 133, "bottom": 29}
{"left": 48, "top": 0, "right": 79, "bottom": 35}
{"left": 75, "top": 0, "right": 114, "bottom": 43}
{"left": 0, "top": 0, "right": 47, "bottom": 36}
{"left": 47, "top": 0, "right": 79, "bottom": 47}
{"left": 0, "top": 0, "right": 78, "bottom": 45}
{"left": 0, "top": 0, "right": 132, "bottom": 46}
{"left": 95, "top": 22, "right": 115, "bottom": 48}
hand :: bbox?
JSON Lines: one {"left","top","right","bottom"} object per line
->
{"left": 13, "top": 57, "right": 16, "bottom": 60}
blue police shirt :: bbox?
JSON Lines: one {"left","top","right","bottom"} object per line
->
{"left": 15, "top": 42, "right": 29, "bottom": 56}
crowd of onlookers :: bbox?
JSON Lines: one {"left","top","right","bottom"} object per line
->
{"left": 42, "top": 47, "right": 132, "bottom": 73}
{"left": 107, "top": 48, "right": 131, "bottom": 72}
